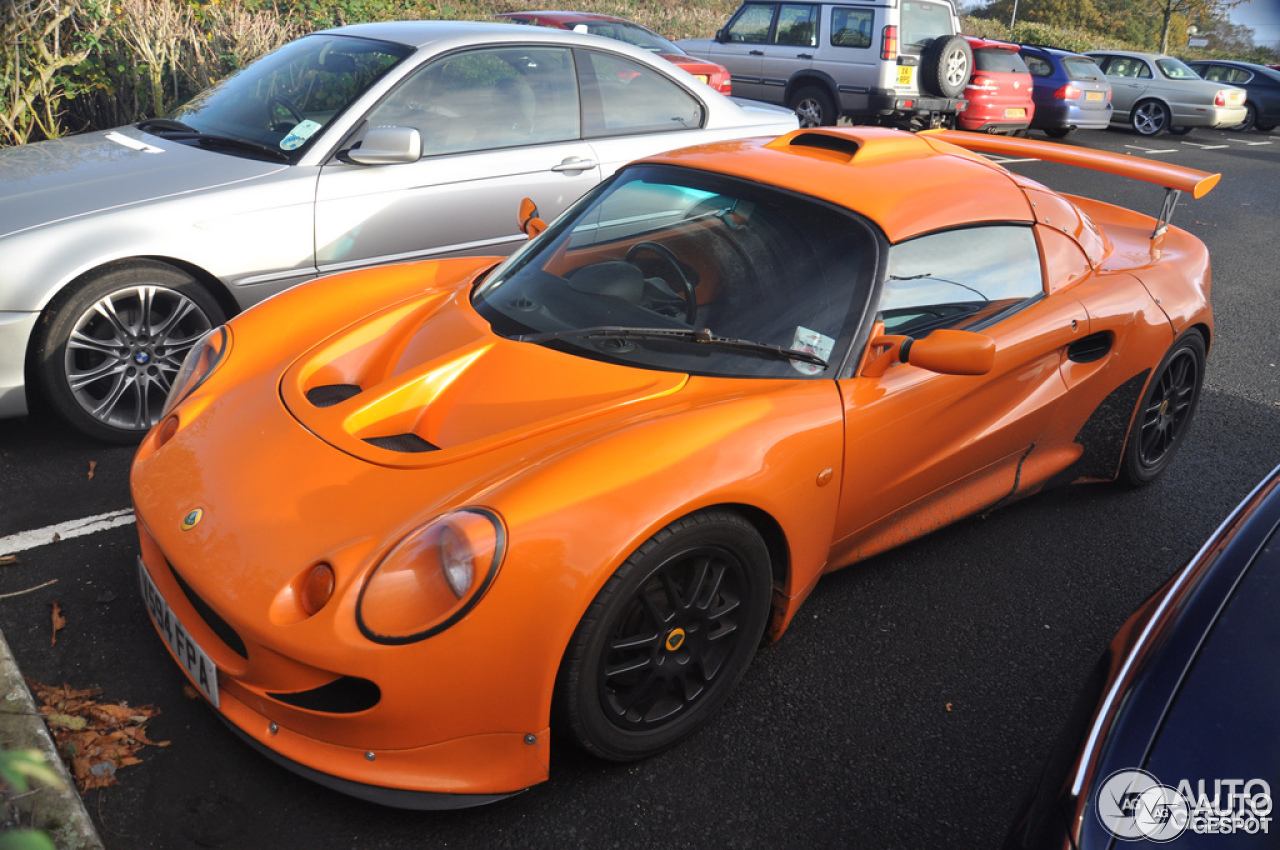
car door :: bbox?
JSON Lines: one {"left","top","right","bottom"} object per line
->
{"left": 829, "top": 224, "right": 1089, "bottom": 566}
{"left": 1097, "top": 54, "right": 1152, "bottom": 116}
{"left": 758, "top": 3, "right": 820, "bottom": 96}
{"left": 702, "top": 3, "right": 777, "bottom": 102}
{"left": 313, "top": 44, "right": 600, "bottom": 273}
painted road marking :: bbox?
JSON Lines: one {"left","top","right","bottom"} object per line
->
{"left": 0, "top": 509, "right": 134, "bottom": 556}
{"left": 1125, "top": 144, "right": 1179, "bottom": 154}
{"left": 1181, "top": 141, "right": 1228, "bottom": 150}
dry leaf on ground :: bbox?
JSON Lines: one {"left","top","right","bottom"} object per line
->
{"left": 27, "top": 681, "right": 171, "bottom": 792}
{"left": 50, "top": 601, "right": 66, "bottom": 646}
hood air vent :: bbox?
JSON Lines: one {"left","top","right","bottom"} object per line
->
{"left": 363, "top": 433, "right": 439, "bottom": 453}
{"left": 306, "top": 384, "right": 362, "bottom": 407}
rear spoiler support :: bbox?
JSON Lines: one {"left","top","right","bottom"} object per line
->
{"left": 920, "top": 130, "right": 1220, "bottom": 240}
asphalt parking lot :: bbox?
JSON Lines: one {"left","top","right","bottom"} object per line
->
{"left": 1, "top": 125, "right": 1278, "bottom": 849}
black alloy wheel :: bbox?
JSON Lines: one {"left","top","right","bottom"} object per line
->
{"left": 556, "top": 510, "right": 771, "bottom": 761}
{"left": 1120, "top": 331, "right": 1206, "bottom": 486}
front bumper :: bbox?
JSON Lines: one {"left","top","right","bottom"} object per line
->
{"left": 0, "top": 311, "right": 37, "bottom": 419}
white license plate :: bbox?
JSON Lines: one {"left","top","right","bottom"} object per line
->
{"left": 138, "top": 559, "right": 220, "bottom": 708}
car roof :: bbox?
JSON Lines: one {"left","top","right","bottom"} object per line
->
{"left": 1087, "top": 49, "right": 1170, "bottom": 61}
{"left": 1018, "top": 44, "right": 1094, "bottom": 60}
{"left": 317, "top": 19, "right": 618, "bottom": 50}
{"left": 499, "top": 11, "right": 637, "bottom": 25}
{"left": 640, "top": 128, "right": 1033, "bottom": 243}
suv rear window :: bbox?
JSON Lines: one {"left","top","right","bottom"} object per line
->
{"left": 974, "top": 49, "right": 1028, "bottom": 74}
{"left": 899, "top": 1, "right": 954, "bottom": 52}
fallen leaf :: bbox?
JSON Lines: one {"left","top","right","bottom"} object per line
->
{"left": 945, "top": 702, "right": 953, "bottom": 712}
{"left": 0, "top": 554, "right": 18, "bottom": 566}
{"left": 87, "top": 460, "right": 97, "bottom": 481}
{"left": 51, "top": 601, "right": 66, "bottom": 646}
{"left": 182, "top": 684, "right": 199, "bottom": 700}
{"left": 51, "top": 532, "right": 61, "bottom": 543}
{"left": 45, "top": 713, "right": 88, "bottom": 731}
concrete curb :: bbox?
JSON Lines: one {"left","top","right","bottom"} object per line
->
{"left": 0, "top": 628, "right": 104, "bottom": 850}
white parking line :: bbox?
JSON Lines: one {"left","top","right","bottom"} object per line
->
{"left": 1181, "top": 142, "right": 1229, "bottom": 150}
{"left": 983, "top": 155, "right": 1038, "bottom": 164}
{"left": 0, "top": 509, "right": 134, "bottom": 556}
{"left": 1125, "top": 144, "right": 1179, "bottom": 154}
{"left": 1227, "top": 138, "right": 1274, "bottom": 146}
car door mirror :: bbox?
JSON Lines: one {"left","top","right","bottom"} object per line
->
{"left": 344, "top": 125, "right": 422, "bottom": 165}
{"left": 862, "top": 329, "right": 995, "bottom": 378}
{"left": 519, "top": 198, "right": 547, "bottom": 239}
{"left": 715, "top": 28, "right": 727, "bottom": 43}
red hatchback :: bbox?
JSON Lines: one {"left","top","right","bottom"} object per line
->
{"left": 959, "top": 37, "right": 1034, "bottom": 133}
{"left": 496, "top": 12, "right": 733, "bottom": 95}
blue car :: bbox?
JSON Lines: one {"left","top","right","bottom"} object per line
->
{"left": 1006, "top": 463, "right": 1280, "bottom": 848}
{"left": 1187, "top": 60, "right": 1280, "bottom": 132}
{"left": 1019, "top": 45, "right": 1113, "bottom": 139}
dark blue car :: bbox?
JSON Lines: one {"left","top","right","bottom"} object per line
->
{"left": 1006, "top": 463, "right": 1280, "bottom": 848}
{"left": 1019, "top": 45, "right": 1113, "bottom": 139}
{"left": 1187, "top": 60, "right": 1280, "bottom": 132}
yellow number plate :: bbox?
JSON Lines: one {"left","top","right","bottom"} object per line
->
{"left": 1086, "top": 91, "right": 1104, "bottom": 101}
{"left": 1005, "top": 108, "right": 1026, "bottom": 118}
{"left": 896, "top": 66, "right": 913, "bottom": 86}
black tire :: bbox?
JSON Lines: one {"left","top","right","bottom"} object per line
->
{"left": 1130, "top": 99, "right": 1170, "bottom": 136}
{"left": 919, "top": 35, "right": 972, "bottom": 99}
{"left": 1229, "top": 102, "right": 1257, "bottom": 132}
{"left": 1256, "top": 122, "right": 1276, "bottom": 132}
{"left": 555, "top": 510, "right": 772, "bottom": 761}
{"left": 1044, "top": 126, "right": 1076, "bottom": 139}
{"left": 1119, "top": 331, "right": 1206, "bottom": 487}
{"left": 788, "top": 85, "right": 837, "bottom": 128}
{"left": 31, "top": 261, "right": 226, "bottom": 443}
{"left": 1168, "top": 126, "right": 1193, "bottom": 136}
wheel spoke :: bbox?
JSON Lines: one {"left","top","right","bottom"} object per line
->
{"left": 87, "top": 371, "right": 139, "bottom": 422}
{"left": 66, "top": 329, "right": 125, "bottom": 357}
{"left": 68, "top": 355, "right": 128, "bottom": 390}
{"left": 150, "top": 297, "right": 199, "bottom": 344}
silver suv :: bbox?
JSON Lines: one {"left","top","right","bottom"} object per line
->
{"left": 680, "top": 0, "right": 969, "bottom": 129}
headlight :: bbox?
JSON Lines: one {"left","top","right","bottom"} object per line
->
{"left": 357, "top": 509, "right": 504, "bottom": 644}
{"left": 161, "top": 326, "right": 229, "bottom": 417}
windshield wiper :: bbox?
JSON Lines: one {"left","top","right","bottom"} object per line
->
{"left": 514, "top": 326, "right": 829, "bottom": 369}
{"left": 136, "top": 122, "right": 291, "bottom": 163}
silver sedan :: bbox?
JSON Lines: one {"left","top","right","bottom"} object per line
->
{"left": 1087, "top": 49, "right": 1247, "bottom": 136}
{"left": 0, "top": 20, "right": 797, "bottom": 441}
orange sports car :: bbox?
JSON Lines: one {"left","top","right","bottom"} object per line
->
{"left": 131, "top": 127, "right": 1218, "bottom": 809}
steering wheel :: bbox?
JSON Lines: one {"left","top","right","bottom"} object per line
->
{"left": 625, "top": 241, "right": 697, "bottom": 325}
{"left": 267, "top": 95, "right": 305, "bottom": 128}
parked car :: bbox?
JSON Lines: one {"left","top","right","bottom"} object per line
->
{"left": 1187, "top": 59, "right": 1280, "bottom": 132}
{"left": 494, "top": 11, "right": 733, "bottom": 95}
{"left": 1006, "top": 463, "right": 1280, "bottom": 848}
{"left": 0, "top": 21, "right": 797, "bottom": 443}
{"left": 1019, "top": 44, "right": 1112, "bottom": 138}
{"left": 678, "top": 0, "right": 970, "bottom": 129}
{"left": 133, "top": 126, "right": 1219, "bottom": 809}
{"left": 958, "top": 37, "right": 1033, "bottom": 134}
{"left": 1087, "top": 49, "right": 1247, "bottom": 136}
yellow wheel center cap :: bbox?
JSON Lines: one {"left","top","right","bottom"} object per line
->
{"left": 665, "top": 628, "right": 686, "bottom": 652}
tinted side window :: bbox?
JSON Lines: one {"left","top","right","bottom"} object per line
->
{"left": 369, "top": 46, "right": 579, "bottom": 155}
{"left": 878, "top": 226, "right": 1043, "bottom": 336}
{"left": 1061, "top": 57, "right": 1102, "bottom": 81}
{"left": 726, "top": 4, "right": 776, "bottom": 43}
{"left": 579, "top": 51, "right": 704, "bottom": 136}
{"left": 831, "top": 8, "right": 874, "bottom": 48}
{"left": 775, "top": 4, "right": 819, "bottom": 46}
{"left": 1023, "top": 54, "right": 1052, "bottom": 77}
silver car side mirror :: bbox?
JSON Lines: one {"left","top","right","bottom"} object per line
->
{"left": 345, "top": 126, "right": 422, "bottom": 165}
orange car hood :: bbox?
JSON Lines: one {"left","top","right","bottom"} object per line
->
{"left": 279, "top": 284, "right": 688, "bottom": 468}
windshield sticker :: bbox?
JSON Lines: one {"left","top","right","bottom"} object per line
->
{"left": 279, "top": 119, "right": 322, "bottom": 151}
{"left": 791, "top": 327, "right": 834, "bottom": 376}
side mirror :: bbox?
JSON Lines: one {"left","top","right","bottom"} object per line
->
{"left": 862, "top": 328, "right": 995, "bottom": 378}
{"left": 519, "top": 197, "right": 547, "bottom": 239}
{"left": 715, "top": 28, "right": 727, "bottom": 43}
{"left": 344, "top": 125, "right": 421, "bottom": 165}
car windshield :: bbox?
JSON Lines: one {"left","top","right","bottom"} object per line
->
{"left": 576, "top": 20, "right": 682, "bottom": 55}
{"left": 473, "top": 164, "right": 876, "bottom": 379}
{"left": 974, "top": 48, "right": 1028, "bottom": 74}
{"left": 160, "top": 33, "right": 410, "bottom": 161}
{"left": 1156, "top": 57, "right": 1201, "bottom": 80}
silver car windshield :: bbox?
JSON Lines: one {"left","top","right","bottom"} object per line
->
{"left": 474, "top": 164, "right": 877, "bottom": 379}
{"left": 161, "top": 34, "right": 410, "bottom": 161}
{"left": 1156, "top": 57, "right": 1201, "bottom": 80}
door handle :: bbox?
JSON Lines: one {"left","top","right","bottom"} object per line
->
{"left": 749, "top": 49, "right": 764, "bottom": 55}
{"left": 551, "top": 157, "right": 598, "bottom": 173}
{"left": 797, "top": 53, "right": 813, "bottom": 59}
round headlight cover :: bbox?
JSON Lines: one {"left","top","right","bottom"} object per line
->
{"left": 161, "top": 326, "right": 229, "bottom": 417}
{"left": 357, "top": 508, "right": 505, "bottom": 644}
